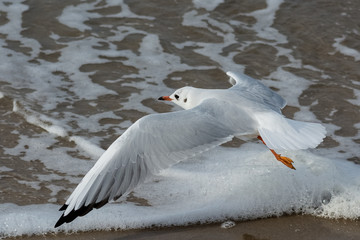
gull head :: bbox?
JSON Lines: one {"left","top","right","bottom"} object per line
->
{"left": 158, "top": 86, "right": 199, "bottom": 110}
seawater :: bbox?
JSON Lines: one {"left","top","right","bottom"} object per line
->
{"left": 0, "top": 0, "right": 359, "bottom": 238}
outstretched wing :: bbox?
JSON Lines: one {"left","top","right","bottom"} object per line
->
{"left": 55, "top": 99, "right": 235, "bottom": 227}
{"left": 226, "top": 71, "right": 286, "bottom": 111}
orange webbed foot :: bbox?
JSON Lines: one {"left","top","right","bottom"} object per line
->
{"left": 272, "top": 151, "right": 296, "bottom": 170}
{"left": 257, "top": 136, "right": 296, "bottom": 170}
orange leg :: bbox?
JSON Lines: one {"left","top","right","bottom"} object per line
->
{"left": 257, "top": 136, "right": 296, "bottom": 170}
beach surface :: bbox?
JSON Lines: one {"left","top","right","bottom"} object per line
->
{"left": 12, "top": 216, "right": 360, "bottom": 240}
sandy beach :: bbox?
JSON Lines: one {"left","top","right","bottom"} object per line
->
{"left": 10, "top": 215, "right": 360, "bottom": 240}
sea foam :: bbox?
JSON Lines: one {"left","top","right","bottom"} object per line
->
{"left": 1, "top": 144, "right": 360, "bottom": 238}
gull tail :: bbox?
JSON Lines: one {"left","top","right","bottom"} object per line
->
{"left": 256, "top": 112, "right": 326, "bottom": 151}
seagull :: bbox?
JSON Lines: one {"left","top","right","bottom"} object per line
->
{"left": 54, "top": 71, "right": 326, "bottom": 227}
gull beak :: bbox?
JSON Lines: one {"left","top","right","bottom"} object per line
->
{"left": 158, "top": 96, "right": 172, "bottom": 101}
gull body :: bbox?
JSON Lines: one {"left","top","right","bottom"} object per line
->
{"left": 55, "top": 71, "right": 326, "bottom": 227}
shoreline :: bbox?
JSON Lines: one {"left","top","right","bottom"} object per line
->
{"left": 8, "top": 215, "right": 360, "bottom": 240}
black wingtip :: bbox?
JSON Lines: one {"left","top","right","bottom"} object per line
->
{"left": 55, "top": 205, "right": 68, "bottom": 228}
{"left": 54, "top": 198, "right": 111, "bottom": 228}
{"left": 59, "top": 204, "right": 68, "bottom": 211}
{"left": 54, "top": 207, "right": 90, "bottom": 228}
{"left": 54, "top": 208, "right": 84, "bottom": 228}
{"left": 54, "top": 216, "right": 65, "bottom": 228}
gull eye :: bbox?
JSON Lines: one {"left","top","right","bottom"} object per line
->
{"left": 184, "top": 98, "right": 187, "bottom": 103}
{"left": 175, "top": 94, "right": 179, "bottom": 100}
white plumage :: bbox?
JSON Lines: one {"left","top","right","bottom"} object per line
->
{"left": 55, "top": 71, "right": 326, "bottom": 227}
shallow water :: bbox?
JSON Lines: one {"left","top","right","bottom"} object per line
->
{"left": 0, "top": 0, "right": 359, "bottom": 237}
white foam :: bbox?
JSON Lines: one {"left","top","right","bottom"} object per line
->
{"left": 346, "top": 87, "right": 360, "bottom": 106}
{"left": 1, "top": 145, "right": 360, "bottom": 238}
{"left": 69, "top": 136, "right": 104, "bottom": 159}
{"left": 17, "top": 181, "right": 41, "bottom": 191}
{"left": 8, "top": 103, "right": 107, "bottom": 175}
{"left": 267, "top": 68, "right": 311, "bottom": 108}
{"left": 118, "top": 33, "right": 196, "bottom": 112}
{"left": 179, "top": 10, "right": 241, "bottom": 71}
{"left": 0, "top": 1, "right": 40, "bottom": 57}
{"left": 246, "top": 0, "right": 286, "bottom": 42}
{"left": 13, "top": 101, "right": 68, "bottom": 138}
{"left": 105, "top": 0, "right": 154, "bottom": 19}
{"left": 58, "top": 0, "right": 154, "bottom": 33}
{"left": 3, "top": 133, "right": 89, "bottom": 177}
{"left": 0, "top": 166, "right": 12, "bottom": 172}
{"left": 332, "top": 35, "right": 360, "bottom": 61}
{"left": 58, "top": 4, "right": 100, "bottom": 32}
{"left": 193, "top": 0, "right": 224, "bottom": 11}
{"left": 0, "top": 1, "right": 27, "bottom": 37}
{"left": 221, "top": 220, "right": 236, "bottom": 229}
{"left": 182, "top": 10, "right": 209, "bottom": 29}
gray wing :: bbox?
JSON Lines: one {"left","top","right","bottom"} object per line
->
{"left": 55, "top": 99, "right": 235, "bottom": 227}
{"left": 226, "top": 71, "right": 286, "bottom": 111}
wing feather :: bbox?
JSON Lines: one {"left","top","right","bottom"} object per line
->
{"left": 55, "top": 100, "right": 234, "bottom": 227}
{"left": 226, "top": 71, "right": 286, "bottom": 111}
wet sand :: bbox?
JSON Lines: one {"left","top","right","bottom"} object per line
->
{"left": 10, "top": 215, "right": 360, "bottom": 240}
